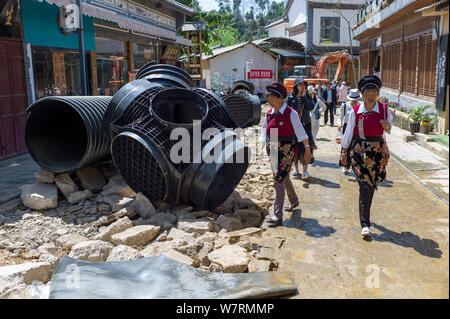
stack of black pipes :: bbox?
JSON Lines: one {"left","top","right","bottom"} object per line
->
{"left": 25, "top": 63, "right": 261, "bottom": 210}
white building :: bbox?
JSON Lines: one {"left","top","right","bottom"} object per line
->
{"left": 201, "top": 42, "right": 278, "bottom": 92}
{"left": 265, "top": 0, "right": 364, "bottom": 57}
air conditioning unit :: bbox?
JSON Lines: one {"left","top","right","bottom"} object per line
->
{"left": 59, "top": 4, "right": 80, "bottom": 34}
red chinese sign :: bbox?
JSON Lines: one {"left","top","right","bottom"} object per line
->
{"left": 247, "top": 69, "right": 273, "bottom": 79}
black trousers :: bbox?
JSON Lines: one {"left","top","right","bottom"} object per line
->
{"left": 359, "top": 180, "right": 375, "bottom": 228}
{"left": 324, "top": 102, "right": 335, "bottom": 125}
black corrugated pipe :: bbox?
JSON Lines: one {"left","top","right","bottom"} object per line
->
{"left": 223, "top": 93, "right": 262, "bottom": 128}
{"left": 25, "top": 96, "right": 112, "bottom": 173}
{"left": 150, "top": 88, "right": 208, "bottom": 131}
{"left": 136, "top": 63, "right": 194, "bottom": 88}
{"left": 103, "top": 79, "right": 164, "bottom": 140}
{"left": 110, "top": 87, "right": 250, "bottom": 210}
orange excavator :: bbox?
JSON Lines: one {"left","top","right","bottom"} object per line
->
{"left": 283, "top": 50, "right": 354, "bottom": 93}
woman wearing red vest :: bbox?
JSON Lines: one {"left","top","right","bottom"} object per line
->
{"left": 260, "top": 83, "right": 311, "bottom": 226}
{"left": 340, "top": 75, "right": 392, "bottom": 237}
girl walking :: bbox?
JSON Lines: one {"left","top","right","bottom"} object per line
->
{"left": 340, "top": 75, "right": 392, "bottom": 237}
{"left": 260, "top": 83, "right": 312, "bottom": 226}
{"left": 308, "top": 85, "right": 326, "bottom": 141}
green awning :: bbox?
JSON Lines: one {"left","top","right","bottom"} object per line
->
{"left": 269, "top": 48, "right": 311, "bottom": 58}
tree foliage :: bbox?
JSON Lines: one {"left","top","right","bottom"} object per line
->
{"left": 177, "top": 0, "right": 285, "bottom": 53}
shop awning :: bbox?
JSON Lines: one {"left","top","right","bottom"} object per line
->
{"left": 115, "top": 16, "right": 176, "bottom": 41}
{"left": 176, "top": 36, "right": 192, "bottom": 46}
{"left": 36, "top": 0, "right": 177, "bottom": 41}
{"left": 269, "top": 48, "right": 311, "bottom": 58}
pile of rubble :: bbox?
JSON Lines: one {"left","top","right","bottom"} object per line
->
{"left": 0, "top": 122, "right": 287, "bottom": 299}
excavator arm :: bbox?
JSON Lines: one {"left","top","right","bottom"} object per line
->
{"left": 315, "top": 51, "right": 352, "bottom": 84}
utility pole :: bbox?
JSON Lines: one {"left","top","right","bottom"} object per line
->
{"left": 76, "top": 0, "right": 88, "bottom": 95}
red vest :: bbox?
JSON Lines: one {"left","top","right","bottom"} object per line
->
{"left": 266, "top": 107, "right": 296, "bottom": 139}
{"left": 353, "top": 102, "right": 387, "bottom": 137}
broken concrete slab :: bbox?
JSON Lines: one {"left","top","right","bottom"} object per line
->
{"left": 54, "top": 174, "right": 78, "bottom": 198}
{"left": 207, "top": 245, "right": 250, "bottom": 273}
{"left": 76, "top": 167, "right": 106, "bottom": 193}
{"left": 21, "top": 183, "right": 58, "bottom": 210}
{"left": 110, "top": 225, "right": 160, "bottom": 246}
{"left": 106, "top": 245, "right": 142, "bottom": 262}
{"left": 68, "top": 240, "right": 114, "bottom": 262}
{"left": 67, "top": 190, "right": 92, "bottom": 205}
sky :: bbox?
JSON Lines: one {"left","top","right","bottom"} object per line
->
{"left": 197, "top": 0, "right": 284, "bottom": 12}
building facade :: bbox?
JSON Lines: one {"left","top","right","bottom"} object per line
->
{"left": 201, "top": 42, "right": 278, "bottom": 92}
{"left": 0, "top": 0, "right": 193, "bottom": 160}
{"left": 265, "top": 0, "right": 363, "bottom": 83}
{"left": 353, "top": 0, "right": 449, "bottom": 134}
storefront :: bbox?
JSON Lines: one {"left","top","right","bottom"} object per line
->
{"left": 21, "top": 0, "right": 96, "bottom": 98}
{"left": 95, "top": 37, "right": 128, "bottom": 96}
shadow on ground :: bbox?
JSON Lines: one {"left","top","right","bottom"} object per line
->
{"left": 364, "top": 223, "right": 443, "bottom": 258}
{"left": 300, "top": 176, "right": 341, "bottom": 189}
{"left": 280, "top": 210, "right": 336, "bottom": 238}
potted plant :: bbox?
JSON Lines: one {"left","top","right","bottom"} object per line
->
{"left": 408, "top": 106, "right": 429, "bottom": 134}
{"left": 420, "top": 113, "right": 433, "bottom": 134}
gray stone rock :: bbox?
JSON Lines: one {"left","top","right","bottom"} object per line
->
{"left": 102, "top": 175, "right": 136, "bottom": 198}
{"left": 35, "top": 169, "right": 54, "bottom": 184}
{"left": 255, "top": 247, "right": 280, "bottom": 261}
{"left": 56, "top": 234, "right": 89, "bottom": 248}
{"left": 68, "top": 190, "right": 92, "bottom": 205}
{"left": 174, "top": 244, "right": 199, "bottom": 260}
{"left": 37, "top": 242, "right": 57, "bottom": 255}
{"left": 54, "top": 174, "right": 78, "bottom": 198}
{"left": 198, "top": 242, "right": 214, "bottom": 266}
{"left": 148, "top": 212, "right": 177, "bottom": 229}
{"left": 171, "top": 205, "right": 194, "bottom": 217}
{"left": 76, "top": 167, "right": 106, "bottom": 192}
{"left": 163, "top": 249, "right": 199, "bottom": 267}
{"left": 222, "top": 227, "right": 262, "bottom": 239}
{"left": 94, "top": 217, "right": 133, "bottom": 242}
{"left": 248, "top": 259, "right": 275, "bottom": 272}
{"left": 235, "top": 209, "right": 263, "bottom": 228}
{"left": 140, "top": 240, "right": 182, "bottom": 257}
{"left": 0, "top": 262, "right": 53, "bottom": 285}
{"left": 177, "top": 219, "right": 213, "bottom": 235}
{"left": 216, "top": 215, "right": 244, "bottom": 232}
{"left": 102, "top": 195, "right": 134, "bottom": 211}
{"left": 130, "top": 193, "right": 157, "bottom": 218}
{"left": 194, "top": 232, "right": 219, "bottom": 247}
{"left": 220, "top": 191, "right": 241, "bottom": 211}
{"left": 207, "top": 245, "right": 250, "bottom": 273}
{"left": 100, "top": 164, "right": 118, "bottom": 180}
{"left": 111, "top": 225, "right": 161, "bottom": 246}
{"left": 21, "top": 183, "right": 58, "bottom": 210}
{"left": 106, "top": 245, "right": 142, "bottom": 262}
{"left": 68, "top": 240, "right": 114, "bottom": 262}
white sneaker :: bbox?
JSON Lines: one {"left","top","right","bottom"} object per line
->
{"left": 342, "top": 167, "right": 348, "bottom": 175}
{"left": 292, "top": 167, "right": 299, "bottom": 176}
{"left": 302, "top": 171, "right": 312, "bottom": 180}
{"left": 361, "top": 227, "right": 371, "bottom": 237}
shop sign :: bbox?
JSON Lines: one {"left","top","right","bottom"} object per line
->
{"left": 436, "top": 34, "right": 448, "bottom": 111}
{"left": 186, "top": 31, "right": 202, "bottom": 80}
{"left": 0, "top": 0, "right": 18, "bottom": 37}
{"left": 248, "top": 69, "right": 272, "bottom": 79}
{"left": 163, "top": 46, "right": 179, "bottom": 59}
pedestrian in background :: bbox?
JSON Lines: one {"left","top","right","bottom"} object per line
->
{"left": 337, "top": 81, "right": 349, "bottom": 110}
{"left": 340, "top": 75, "right": 392, "bottom": 237}
{"left": 332, "top": 80, "right": 340, "bottom": 115}
{"left": 315, "top": 81, "right": 323, "bottom": 101}
{"left": 260, "top": 83, "right": 311, "bottom": 226}
{"left": 337, "top": 88, "right": 362, "bottom": 175}
{"left": 286, "top": 78, "right": 317, "bottom": 180}
{"left": 322, "top": 81, "right": 337, "bottom": 126}
{"left": 309, "top": 85, "right": 326, "bottom": 141}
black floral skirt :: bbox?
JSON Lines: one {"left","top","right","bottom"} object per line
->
{"left": 349, "top": 136, "right": 387, "bottom": 189}
{"left": 266, "top": 139, "right": 297, "bottom": 183}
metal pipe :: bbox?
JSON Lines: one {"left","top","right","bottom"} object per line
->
{"left": 76, "top": 0, "right": 88, "bottom": 95}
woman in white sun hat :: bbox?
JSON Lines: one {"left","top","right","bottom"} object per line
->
{"left": 338, "top": 88, "right": 362, "bottom": 174}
